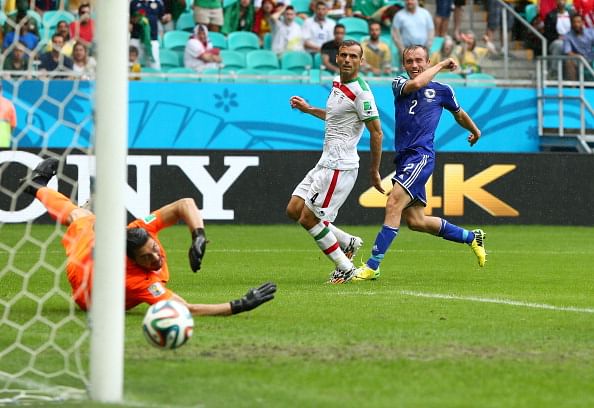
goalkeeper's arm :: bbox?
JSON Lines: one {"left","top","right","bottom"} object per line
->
{"left": 171, "top": 282, "right": 277, "bottom": 316}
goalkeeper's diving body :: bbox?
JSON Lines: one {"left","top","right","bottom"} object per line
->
{"left": 19, "top": 157, "right": 277, "bottom": 316}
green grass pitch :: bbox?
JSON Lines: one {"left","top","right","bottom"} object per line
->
{"left": 1, "top": 224, "right": 594, "bottom": 407}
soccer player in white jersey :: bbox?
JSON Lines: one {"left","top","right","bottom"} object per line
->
{"left": 351, "top": 45, "right": 486, "bottom": 283}
{"left": 286, "top": 40, "right": 384, "bottom": 284}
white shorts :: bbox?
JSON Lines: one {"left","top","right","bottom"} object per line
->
{"left": 292, "top": 165, "right": 358, "bottom": 222}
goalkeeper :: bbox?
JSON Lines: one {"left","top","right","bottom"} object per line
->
{"left": 19, "top": 157, "right": 277, "bottom": 316}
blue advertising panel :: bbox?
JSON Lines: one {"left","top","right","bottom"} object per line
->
{"left": 7, "top": 80, "right": 591, "bottom": 152}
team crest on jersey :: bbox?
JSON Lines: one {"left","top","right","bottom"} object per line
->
{"left": 143, "top": 214, "right": 156, "bottom": 224}
{"left": 363, "top": 101, "right": 372, "bottom": 111}
{"left": 148, "top": 282, "right": 165, "bottom": 297}
{"left": 424, "top": 89, "right": 436, "bottom": 101}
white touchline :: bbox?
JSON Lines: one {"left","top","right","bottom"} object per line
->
{"left": 399, "top": 290, "right": 594, "bottom": 314}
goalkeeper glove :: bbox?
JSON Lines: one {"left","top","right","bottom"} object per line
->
{"left": 230, "top": 282, "right": 277, "bottom": 314}
{"left": 188, "top": 228, "right": 207, "bottom": 272}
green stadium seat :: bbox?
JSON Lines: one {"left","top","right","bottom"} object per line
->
{"left": 263, "top": 32, "right": 272, "bottom": 50}
{"left": 200, "top": 67, "right": 221, "bottom": 82}
{"left": 524, "top": 4, "right": 537, "bottom": 22}
{"left": 313, "top": 52, "right": 321, "bottom": 69}
{"left": 338, "top": 17, "right": 369, "bottom": 38}
{"left": 160, "top": 48, "right": 182, "bottom": 70}
{"left": 42, "top": 10, "right": 75, "bottom": 29}
{"left": 246, "top": 50, "right": 279, "bottom": 70}
{"left": 227, "top": 31, "right": 260, "bottom": 53}
{"left": 268, "top": 69, "right": 302, "bottom": 83}
{"left": 281, "top": 51, "right": 313, "bottom": 73}
{"left": 163, "top": 30, "right": 190, "bottom": 52}
{"left": 430, "top": 36, "right": 444, "bottom": 56}
{"left": 466, "top": 72, "right": 497, "bottom": 87}
{"left": 140, "top": 67, "right": 164, "bottom": 81}
{"left": 210, "top": 32, "right": 228, "bottom": 49}
{"left": 292, "top": 0, "right": 311, "bottom": 15}
{"left": 175, "top": 11, "right": 195, "bottom": 32}
{"left": 220, "top": 50, "right": 246, "bottom": 69}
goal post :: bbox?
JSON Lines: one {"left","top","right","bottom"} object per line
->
{"left": 89, "top": 0, "right": 129, "bottom": 403}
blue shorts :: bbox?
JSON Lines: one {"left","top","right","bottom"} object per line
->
{"left": 392, "top": 150, "right": 435, "bottom": 207}
{"left": 436, "top": 0, "right": 453, "bottom": 18}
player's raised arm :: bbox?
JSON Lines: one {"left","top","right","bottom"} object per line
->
{"left": 452, "top": 108, "right": 481, "bottom": 146}
{"left": 403, "top": 55, "right": 458, "bottom": 94}
{"left": 154, "top": 198, "right": 207, "bottom": 272}
{"left": 365, "top": 118, "right": 384, "bottom": 194}
{"left": 289, "top": 95, "right": 326, "bottom": 120}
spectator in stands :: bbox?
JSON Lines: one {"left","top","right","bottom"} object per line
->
{"left": 391, "top": 0, "right": 434, "bottom": 55}
{"left": 271, "top": 5, "right": 305, "bottom": 55}
{"left": 222, "top": 0, "right": 255, "bottom": 35}
{"left": 193, "top": 0, "right": 224, "bottom": 33}
{"left": 544, "top": 0, "right": 575, "bottom": 72}
{"left": 162, "top": 0, "right": 186, "bottom": 33}
{"left": 130, "top": 0, "right": 165, "bottom": 70}
{"left": 39, "top": 33, "right": 74, "bottom": 79}
{"left": 4, "top": 0, "right": 40, "bottom": 40}
{"left": 455, "top": 30, "right": 493, "bottom": 74}
{"left": 129, "top": 45, "right": 142, "bottom": 80}
{"left": 35, "top": 0, "right": 58, "bottom": 12}
{"left": 3, "top": 41, "right": 31, "bottom": 79}
{"left": 184, "top": 24, "right": 222, "bottom": 72}
{"left": 67, "top": 0, "right": 96, "bottom": 14}
{"left": 70, "top": 3, "right": 95, "bottom": 48}
{"left": 2, "top": 21, "right": 39, "bottom": 51}
{"left": 434, "top": 0, "right": 453, "bottom": 37}
{"left": 430, "top": 34, "right": 460, "bottom": 70}
{"left": 55, "top": 20, "right": 75, "bottom": 56}
{"left": 252, "top": 0, "right": 278, "bottom": 45}
{"left": 320, "top": 23, "right": 345, "bottom": 73}
{"left": 563, "top": 14, "right": 594, "bottom": 80}
{"left": 323, "top": 0, "right": 348, "bottom": 18}
{"left": 484, "top": 0, "right": 511, "bottom": 53}
{"left": 452, "top": 0, "right": 465, "bottom": 41}
{"left": 0, "top": 82, "right": 17, "bottom": 149}
{"left": 362, "top": 21, "right": 392, "bottom": 76}
{"left": 352, "top": 0, "right": 386, "bottom": 22}
{"left": 72, "top": 41, "right": 96, "bottom": 80}
{"left": 302, "top": 1, "right": 336, "bottom": 53}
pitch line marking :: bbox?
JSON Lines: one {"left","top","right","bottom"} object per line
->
{"left": 399, "top": 290, "right": 594, "bottom": 314}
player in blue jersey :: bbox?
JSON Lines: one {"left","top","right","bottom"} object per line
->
{"left": 348, "top": 45, "right": 486, "bottom": 282}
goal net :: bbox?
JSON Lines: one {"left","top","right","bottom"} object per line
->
{"left": 0, "top": 1, "right": 127, "bottom": 404}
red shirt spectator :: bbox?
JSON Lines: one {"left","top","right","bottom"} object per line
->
{"left": 70, "top": 3, "right": 95, "bottom": 45}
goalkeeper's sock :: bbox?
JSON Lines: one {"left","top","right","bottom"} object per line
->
{"left": 437, "top": 218, "right": 475, "bottom": 244}
{"left": 366, "top": 224, "right": 399, "bottom": 270}
{"left": 36, "top": 187, "right": 78, "bottom": 225}
{"left": 308, "top": 222, "right": 352, "bottom": 271}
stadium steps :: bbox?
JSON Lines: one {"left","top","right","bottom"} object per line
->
{"left": 540, "top": 128, "right": 594, "bottom": 153}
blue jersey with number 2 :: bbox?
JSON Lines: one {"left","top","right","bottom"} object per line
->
{"left": 392, "top": 76, "right": 460, "bottom": 155}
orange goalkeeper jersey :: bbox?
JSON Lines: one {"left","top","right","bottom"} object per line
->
{"left": 63, "top": 211, "right": 173, "bottom": 311}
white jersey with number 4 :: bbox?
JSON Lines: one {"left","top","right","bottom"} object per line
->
{"left": 317, "top": 76, "right": 380, "bottom": 170}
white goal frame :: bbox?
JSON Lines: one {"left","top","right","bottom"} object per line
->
{"left": 89, "top": 0, "right": 128, "bottom": 403}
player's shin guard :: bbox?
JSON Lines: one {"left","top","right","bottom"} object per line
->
{"left": 438, "top": 219, "right": 474, "bottom": 244}
{"left": 308, "top": 222, "right": 352, "bottom": 271}
{"left": 36, "top": 187, "right": 78, "bottom": 225}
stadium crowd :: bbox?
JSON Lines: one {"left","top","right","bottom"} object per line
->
{"left": 0, "top": 0, "right": 592, "bottom": 80}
